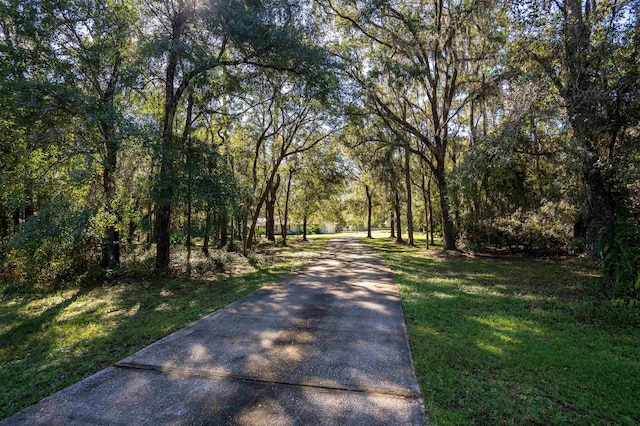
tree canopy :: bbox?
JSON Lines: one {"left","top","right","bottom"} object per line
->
{"left": 1, "top": 0, "right": 638, "bottom": 297}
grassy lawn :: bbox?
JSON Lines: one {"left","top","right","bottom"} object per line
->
{"left": 0, "top": 238, "right": 326, "bottom": 419}
{"left": 364, "top": 236, "right": 640, "bottom": 425}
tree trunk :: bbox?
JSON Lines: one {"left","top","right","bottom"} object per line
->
{"left": 247, "top": 184, "right": 271, "bottom": 250}
{"left": 100, "top": 120, "right": 120, "bottom": 268}
{"left": 0, "top": 205, "right": 8, "bottom": 239}
{"left": 266, "top": 174, "right": 281, "bottom": 242}
{"left": 404, "top": 146, "right": 414, "bottom": 246}
{"left": 365, "top": 184, "right": 373, "bottom": 239}
{"left": 203, "top": 210, "right": 211, "bottom": 257}
{"left": 420, "top": 166, "right": 430, "bottom": 249}
{"left": 127, "top": 201, "right": 137, "bottom": 244}
{"left": 302, "top": 215, "right": 308, "bottom": 241}
{"left": 220, "top": 214, "right": 229, "bottom": 248}
{"left": 155, "top": 7, "right": 190, "bottom": 271}
{"left": 185, "top": 92, "right": 195, "bottom": 275}
{"left": 97, "top": 48, "right": 122, "bottom": 269}
{"left": 394, "top": 189, "right": 403, "bottom": 244}
{"left": 562, "top": 0, "right": 615, "bottom": 245}
{"left": 435, "top": 165, "right": 456, "bottom": 250}
{"left": 246, "top": 157, "right": 284, "bottom": 250}
{"left": 241, "top": 213, "right": 248, "bottom": 255}
{"left": 427, "top": 173, "right": 435, "bottom": 245}
{"left": 390, "top": 205, "right": 395, "bottom": 239}
{"left": 281, "top": 169, "right": 294, "bottom": 245}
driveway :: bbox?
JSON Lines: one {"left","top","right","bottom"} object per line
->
{"left": 2, "top": 237, "right": 426, "bottom": 425}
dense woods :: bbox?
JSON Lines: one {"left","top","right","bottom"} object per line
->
{"left": 1, "top": 0, "right": 639, "bottom": 298}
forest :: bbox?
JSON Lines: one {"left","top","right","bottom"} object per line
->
{"left": 1, "top": 0, "right": 639, "bottom": 299}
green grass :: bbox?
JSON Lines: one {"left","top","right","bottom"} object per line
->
{"left": 0, "top": 238, "right": 327, "bottom": 419}
{"left": 364, "top": 236, "right": 640, "bottom": 425}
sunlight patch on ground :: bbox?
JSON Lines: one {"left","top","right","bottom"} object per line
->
{"left": 17, "top": 291, "right": 78, "bottom": 318}
{"left": 431, "top": 291, "right": 456, "bottom": 299}
{"left": 47, "top": 321, "right": 112, "bottom": 358}
{"left": 160, "top": 288, "right": 174, "bottom": 297}
{"left": 471, "top": 316, "right": 544, "bottom": 336}
{"left": 421, "top": 276, "right": 462, "bottom": 286}
{"left": 57, "top": 296, "right": 114, "bottom": 322}
{"left": 458, "top": 285, "right": 506, "bottom": 298}
{"left": 475, "top": 341, "right": 505, "bottom": 355}
{"left": 155, "top": 302, "right": 173, "bottom": 312}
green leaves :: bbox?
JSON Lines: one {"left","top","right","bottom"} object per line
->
{"left": 596, "top": 222, "right": 640, "bottom": 300}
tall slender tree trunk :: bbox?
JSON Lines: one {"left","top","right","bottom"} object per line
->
{"left": 420, "top": 166, "right": 430, "bottom": 249}
{"left": 394, "top": 189, "right": 403, "bottom": 244}
{"left": 427, "top": 173, "right": 435, "bottom": 245}
{"left": 404, "top": 146, "right": 414, "bottom": 246}
{"left": 281, "top": 169, "right": 293, "bottom": 245}
{"left": 127, "top": 199, "right": 138, "bottom": 244}
{"left": 99, "top": 91, "right": 120, "bottom": 268}
{"left": 247, "top": 157, "right": 284, "bottom": 250}
{"left": 247, "top": 182, "right": 272, "bottom": 250}
{"left": 0, "top": 205, "right": 8, "bottom": 239}
{"left": 435, "top": 164, "right": 456, "bottom": 250}
{"left": 184, "top": 89, "right": 194, "bottom": 275}
{"left": 365, "top": 184, "right": 373, "bottom": 239}
{"left": 390, "top": 204, "right": 395, "bottom": 239}
{"left": 220, "top": 213, "right": 229, "bottom": 248}
{"left": 155, "top": 7, "right": 190, "bottom": 271}
{"left": 241, "top": 213, "right": 248, "bottom": 255}
{"left": 428, "top": 173, "right": 435, "bottom": 245}
{"left": 266, "top": 174, "right": 280, "bottom": 242}
{"left": 203, "top": 210, "right": 211, "bottom": 257}
{"left": 100, "top": 134, "right": 120, "bottom": 268}
{"left": 302, "top": 215, "right": 308, "bottom": 241}
{"left": 155, "top": 99, "right": 177, "bottom": 268}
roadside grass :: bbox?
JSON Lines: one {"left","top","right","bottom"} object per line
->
{"left": 364, "top": 236, "right": 640, "bottom": 425}
{"left": 0, "top": 238, "right": 326, "bottom": 419}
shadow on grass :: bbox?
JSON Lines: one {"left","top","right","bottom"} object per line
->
{"left": 364, "top": 237, "right": 640, "bottom": 425}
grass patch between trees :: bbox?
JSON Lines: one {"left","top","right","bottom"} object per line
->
{"left": 0, "top": 238, "right": 327, "bottom": 419}
{"left": 364, "top": 236, "right": 640, "bottom": 425}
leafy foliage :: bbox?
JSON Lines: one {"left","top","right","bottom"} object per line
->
{"left": 596, "top": 223, "right": 640, "bottom": 300}
{"left": 9, "top": 200, "right": 97, "bottom": 284}
{"left": 459, "top": 216, "right": 572, "bottom": 256}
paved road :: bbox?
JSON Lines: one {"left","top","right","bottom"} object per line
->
{"left": 2, "top": 238, "right": 426, "bottom": 425}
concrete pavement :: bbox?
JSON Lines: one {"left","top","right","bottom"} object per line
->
{"left": 2, "top": 238, "right": 426, "bottom": 425}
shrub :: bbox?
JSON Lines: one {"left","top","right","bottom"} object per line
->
{"left": 595, "top": 222, "right": 640, "bottom": 300}
{"left": 459, "top": 211, "right": 573, "bottom": 255}
{"left": 8, "top": 201, "right": 98, "bottom": 286}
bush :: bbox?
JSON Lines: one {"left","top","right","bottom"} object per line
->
{"left": 309, "top": 224, "right": 321, "bottom": 234}
{"left": 459, "top": 211, "right": 572, "bottom": 255}
{"left": 595, "top": 222, "right": 640, "bottom": 300}
{"left": 7, "top": 201, "right": 98, "bottom": 286}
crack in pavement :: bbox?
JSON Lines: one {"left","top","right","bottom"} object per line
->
{"left": 115, "top": 362, "right": 422, "bottom": 400}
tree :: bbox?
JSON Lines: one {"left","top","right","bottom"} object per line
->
{"left": 512, "top": 0, "right": 640, "bottom": 245}
{"left": 144, "top": 0, "right": 334, "bottom": 268}
{"left": 241, "top": 73, "right": 342, "bottom": 250}
{"left": 325, "top": 0, "right": 502, "bottom": 250}
{"left": 54, "top": 0, "right": 139, "bottom": 268}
